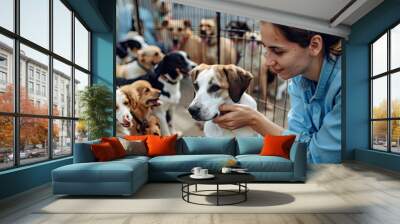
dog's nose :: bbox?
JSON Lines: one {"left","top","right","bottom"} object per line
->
{"left": 123, "top": 114, "right": 131, "bottom": 122}
{"left": 188, "top": 106, "right": 200, "bottom": 117}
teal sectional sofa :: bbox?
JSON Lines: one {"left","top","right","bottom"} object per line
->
{"left": 52, "top": 137, "right": 307, "bottom": 196}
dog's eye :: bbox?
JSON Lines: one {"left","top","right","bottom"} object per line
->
{"left": 168, "top": 27, "right": 173, "bottom": 32}
{"left": 193, "top": 82, "right": 199, "bottom": 91}
{"left": 116, "top": 105, "right": 119, "bottom": 110}
{"left": 144, "top": 88, "right": 150, "bottom": 93}
{"left": 209, "top": 84, "right": 220, "bottom": 92}
{"left": 154, "top": 52, "right": 159, "bottom": 56}
{"left": 123, "top": 101, "right": 129, "bottom": 105}
{"left": 177, "top": 27, "right": 183, "bottom": 32}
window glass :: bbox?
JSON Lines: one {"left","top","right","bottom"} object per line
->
{"left": 391, "top": 121, "right": 400, "bottom": 153}
{"left": 0, "top": 116, "right": 14, "bottom": 170}
{"left": 20, "top": 0, "right": 49, "bottom": 49}
{"left": 53, "top": 119, "right": 72, "bottom": 157}
{"left": 20, "top": 44, "right": 49, "bottom": 115}
{"left": 20, "top": 117, "right": 49, "bottom": 165}
{"left": 0, "top": 35, "right": 14, "bottom": 113}
{"left": 53, "top": 0, "right": 72, "bottom": 60}
{"left": 372, "top": 77, "right": 387, "bottom": 119}
{"left": 74, "top": 69, "right": 89, "bottom": 118}
{"left": 391, "top": 24, "right": 400, "bottom": 70}
{"left": 53, "top": 59, "right": 72, "bottom": 116}
{"left": 372, "top": 121, "right": 388, "bottom": 151}
{"left": 0, "top": 0, "right": 14, "bottom": 31}
{"left": 372, "top": 33, "right": 387, "bottom": 76}
{"left": 74, "top": 18, "right": 89, "bottom": 70}
{"left": 391, "top": 72, "right": 400, "bottom": 118}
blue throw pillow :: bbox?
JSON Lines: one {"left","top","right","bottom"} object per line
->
{"left": 180, "top": 137, "right": 235, "bottom": 155}
{"left": 236, "top": 137, "right": 264, "bottom": 155}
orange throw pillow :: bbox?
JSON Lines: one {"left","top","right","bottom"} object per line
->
{"left": 259, "top": 135, "right": 296, "bottom": 159}
{"left": 101, "top": 137, "right": 126, "bottom": 158}
{"left": 146, "top": 135, "right": 177, "bottom": 157}
{"left": 91, "top": 142, "right": 117, "bottom": 161}
{"left": 124, "top": 135, "right": 148, "bottom": 141}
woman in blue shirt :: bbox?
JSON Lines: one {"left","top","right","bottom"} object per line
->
{"left": 213, "top": 21, "right": 342, "bottom": 163}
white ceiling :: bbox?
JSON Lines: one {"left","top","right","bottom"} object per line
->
{"left": 172, "top": 0, "right": 384, "bottom": 38}
{"left": 226, "top": 0, "right": 353, "bottom": 23}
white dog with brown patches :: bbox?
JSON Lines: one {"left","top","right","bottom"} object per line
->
{"left": 188, "top": 64, "right": 259, "bottom": 137}
{"left": 116, "top": 88, "right": 134, "bottom": 137}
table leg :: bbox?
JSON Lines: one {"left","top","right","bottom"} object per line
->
{"left": 195, "top": 184, "right": 197, "bottom": 192}
{"left": 217, "top": 184, "right": 219, "bottom": 206}
{"left": 187, "top": 184, "right": 190, "bottom": 202}
{"left": 245, "top": 183, "right": 247, "bottom": 201}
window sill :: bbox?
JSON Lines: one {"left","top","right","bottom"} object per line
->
{"left": 0, "top": 156, "right": 72, "bottom": 175}
{"left": 355, "top": 148, "right": 400, "bottom": 172}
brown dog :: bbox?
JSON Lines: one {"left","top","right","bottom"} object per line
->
{"left": 116, "top": 45, "right": 164, "bottom": 79}
{"left": 120, "top": 80, "right": 162, "bottom": 135}
{"left": 160, "top": 19, "right": 203, "bottom": 64}
{"left": 199, "top": 19, "right": 237, "bottom": 65}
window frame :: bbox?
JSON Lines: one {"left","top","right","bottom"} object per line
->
{"left": 0, "top": 0, "right": 92, "bottom": 171}
{"left": 370, "top": 20, "right": 400, "bottom": 154}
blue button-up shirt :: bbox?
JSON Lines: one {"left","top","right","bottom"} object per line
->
{"left": 282, "top": 56, "right": 341, "bottom": 164}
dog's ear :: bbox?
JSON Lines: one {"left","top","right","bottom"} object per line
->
{"left": 183, "top": 20, "right": 191, "bottom": 28}
{"left": 223, "top": 65, "right": 253, "bottom": 103}
{"left": 161, "top": 19, "right": 169, "bottom": 28}
{"left": 189, "top": 63, "right": 208, "bottom": 82}
{"left": 121, "top": 86, "right": 139, "bottom": 109}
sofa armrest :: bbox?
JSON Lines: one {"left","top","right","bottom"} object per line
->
{"left": 289, "top": 142, "right": 307, "bottom": 181}
{"left": 73, "top": 140, "right": 100, "bottom": 163}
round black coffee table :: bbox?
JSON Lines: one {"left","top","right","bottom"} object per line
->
{"left": 177, "top": 173, "right": 255, "bottom": 206}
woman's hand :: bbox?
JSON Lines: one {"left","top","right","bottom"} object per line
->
{"left": 212, "top": 104, "right": 257, "bottom": 130}
{"left": 212, "top": 104, "right": 285, "bottom": 136}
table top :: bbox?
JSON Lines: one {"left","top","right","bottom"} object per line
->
{"left": 177, "top": 172, "right": 255, "bottom": 185}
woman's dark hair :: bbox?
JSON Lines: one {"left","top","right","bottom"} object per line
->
{"left": 273, "top": 23, "right": 342, "bottom": 61}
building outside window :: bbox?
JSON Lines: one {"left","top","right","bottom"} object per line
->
{"left": 28, "top": 81, "right": 34, "bottom": 94}
{"left": 0, "top": 54, "right": 7, "bottom": 89}
{"left": 28, "top": 66, "right": 34, "bottom": 80}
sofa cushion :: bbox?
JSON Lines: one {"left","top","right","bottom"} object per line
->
{"left": 148, "top": 154, "right": 235, "bottom": 172}
{"left": 178, "top": 137, "right": 235, "bottom": 155}
{"left": 236, "top": 155, "right": 293, "bottom": 172}
{"left": 236, "top": 137, "right": 263, "bottom": 155}
{"left": 52, "top": 158, "right": 147, "bottom": 183}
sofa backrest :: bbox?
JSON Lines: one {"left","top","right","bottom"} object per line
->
{"left": 73, "top": 139, "right": 100, "bottom": 163}
{"left": 177, "top": 137, "right": 236, "bottom": 155}
{"left": 235, "top": 136, "right": 264, "bottom": 155}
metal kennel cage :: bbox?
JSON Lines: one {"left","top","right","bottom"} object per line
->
{"left": 127, "top": 0, "right": 290, "bottom": 128}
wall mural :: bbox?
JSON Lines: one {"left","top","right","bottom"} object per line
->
{"left": 115, "top": 0, "right": 342, "bottom": 163}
